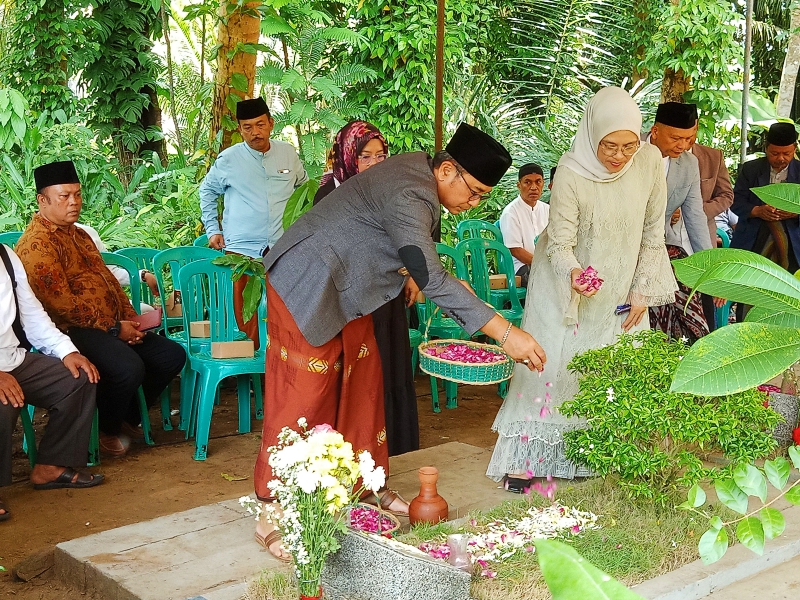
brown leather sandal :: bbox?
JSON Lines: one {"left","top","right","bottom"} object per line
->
{"left": 364, "top": 488, "right": 409, "bottom": 517}
{"left": 255, "top": 529, "right": 291, "bottom": 562}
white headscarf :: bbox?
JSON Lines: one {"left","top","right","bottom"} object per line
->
{"left": 558, "top": 87, "right": 643, "bottom": 183}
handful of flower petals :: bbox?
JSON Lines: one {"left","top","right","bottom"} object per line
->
{"left": 575, "top": 266, "right": 603, "bottom": 293}
{"left": 239, "top": 418, "right": 386, "bottom": 598}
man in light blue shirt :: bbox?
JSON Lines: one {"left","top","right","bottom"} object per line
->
{"left": 199, "top": 97, "right": 308, "bottom": 342}
{"left": 199, "top": 98, "right": 308, "bottom": 258}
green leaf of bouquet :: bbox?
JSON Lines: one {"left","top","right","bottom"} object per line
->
{"left": 736, "top": 517, "right": 765, "bottom": 555}
{"left": 764, "top": 457, "right": 791, "bottom": 490}
{"left": 698, "top": 526, "right": 729, "bottom": 565}
{"left": 715, "top": 478, "right": 749, "bottom": 515}
{"left": 789, "top": 446, "right": 800, "bottom": 470}
{"left": 759, "top": 507, "right": 786, "bottom": 540}
{"left": 745, "top": 307, "right": 800, "bottom": 329}
{"left": 785, "top": 484, "right": 800, "bottom": 505}
{"left": 752, "top": 182, "right": 800, "bottom": 214}
{"left": 670, "top": 323, "right": 800, "bottom": 396}
{"left": 733, "top": 464, "right": 768, "bottom": 502}
{"left": 242, "top": 278, "right": 263, "bottom": 323}
{"left": 535, "top": 539, "right": 646, "bottom": 600}
{"left": 687, "top": 483, "right": 707, "bottom": 508}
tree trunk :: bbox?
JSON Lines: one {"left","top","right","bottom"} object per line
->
{"left": 660, "top": 67, "right": 690, "bottom": 102}
{"left": 208, "top": 1, "right": 260, "bottom": 154}
{"left": 777, "top": 8, "right": 800, "bottom": 118}
{"left": 659, "top": 0, "right": 689, "bottom": 103}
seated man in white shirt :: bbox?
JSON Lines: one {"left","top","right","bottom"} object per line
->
{"left": 0, "top": 244, "right": 102, "bottom": 522}
{"left": 498, "top": 163, "right": 550, "bottom": 288}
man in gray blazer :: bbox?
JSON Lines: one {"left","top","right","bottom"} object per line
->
{"left": 648, "top": 102, "right": 713, "bottom": 254}
{"left": 252, "top": 124, "right": 547, "bottom": 560}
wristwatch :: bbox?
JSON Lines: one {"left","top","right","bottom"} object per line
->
{"left": 140, "top": 269, "right": 150, "bottom": 282}
{"left": 108, "top": 320, "right": 121, "bottom": 337}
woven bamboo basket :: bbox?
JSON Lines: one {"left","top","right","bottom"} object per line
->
{"left": 418, "top": 339, "right": 515, "bottom": 385}
{"left": 345, "top": 503, "right": 401, "bottom": 537}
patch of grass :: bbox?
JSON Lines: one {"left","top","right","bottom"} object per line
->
{"left": 242, "top": 568, "right": 297, "bottom": 600}
{"left": 398, "top": 477, "right": 734, "bottom": 600}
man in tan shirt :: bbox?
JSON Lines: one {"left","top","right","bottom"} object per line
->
{"left": 16, "top": 161, "right": 186, "bottom": 458}
{"left": 689, "top": 124, "right": 734, "bottom": 247}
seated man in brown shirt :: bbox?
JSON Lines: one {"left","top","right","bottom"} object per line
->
{"left": 16, "top": 161, "right": 186, "bottom": 458}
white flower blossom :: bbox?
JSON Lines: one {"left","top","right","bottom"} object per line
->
{"left": 606, "top": 387, "right": 615, "bottom": 403}
{"left": 297, "top": 417, "right": 307, "bottom": 428}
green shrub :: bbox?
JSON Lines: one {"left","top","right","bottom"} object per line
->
{"left": 561, "top": 329, "right": 780, "bottom": 503}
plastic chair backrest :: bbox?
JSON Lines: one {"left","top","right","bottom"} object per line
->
{"left": 0, "top": 231, "right": 23, "bottom": 249}
{"left": 116, "top": 247, "right": 160, "bottom": 305}
{"left": 717, "top": 227, "right": 731, "bottom": 248}
{"left": 457, "top": 219, "right": 503, "bottom": 243}
{"left": 153, "top": 246, "right": 222, "bottom": 330}
{"left": 193, "top": 233, "right": 209, "bottom": 247}
{"left": 178, "top": 259, "right": 267, "bottom": 349}
{"left": 457, "top": 237, "right": 523, "bottom": 312}
{"left": 422, "top": 243, "right": 469, "bottom": 333}
{"left": 100, "top": 252, "right": 141, "bottom": 315}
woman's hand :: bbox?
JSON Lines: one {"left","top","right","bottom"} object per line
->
{"left": 621, "top": 305, "right": 647, "bottom": 331}
{"left": 571, "top": 268, "right": 597, "bottom": 297}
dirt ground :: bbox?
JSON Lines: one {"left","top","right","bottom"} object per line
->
{"left": 0, "top": 375, "right": 503, "bottom": 599}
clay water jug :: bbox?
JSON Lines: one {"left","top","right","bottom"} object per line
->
{"left": 409, "top": 466, "right": 449, "bottom": 525}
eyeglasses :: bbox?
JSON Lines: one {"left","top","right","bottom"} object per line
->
{"left": 598, "top": 141, "right": 640, "bottom": 157}
{"left": 357, "top": 153, "right": 388, "bottom": 165}
{"left": 455, "top": 167, "right": 491, "bottom": 202}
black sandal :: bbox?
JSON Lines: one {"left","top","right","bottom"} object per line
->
{"left": 32, "top": 468, "right": 104, "bottom": 490}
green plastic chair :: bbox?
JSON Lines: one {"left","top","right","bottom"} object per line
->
{"left": 20, "top": 405, "right": 37, "bottom": 468}
{"left": 179, "top": 259, "right": 267, "bottom": 461}
{"left": 100, "top": 252, "right": 169, "bottom": 439}
{"left": 457, "top": 219, "right": 525, "bottom": 309}
{"left": 457, "top": 219, "right": 503, "bottom": 243}
{"left": 458, "top": 238, "right": 524, "bottom": 400}
{"left": 714, "top": 227, "right": 733, "bottom": 328}
{"left": 115, "top": 247, "right": 160, "bottom": 309}
{"left": 193, "top": 233, "right": 209, "bottom": 247}
{"left": 151, "top": 246, "right": 258, "bottom": 432}
{"left": 458, "top": 238, "right": 524, "bottom": 327}
{"left": 0, "top": 231, "right": 23, "bottom": 249}
{"left": 418, "top": 243, "right": 474, "bottom": 412}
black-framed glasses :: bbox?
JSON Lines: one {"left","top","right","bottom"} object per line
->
{"left": 455, "top": 166, "right": 490, "bottom": 201}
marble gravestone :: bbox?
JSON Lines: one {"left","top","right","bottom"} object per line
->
{"left": 321, "top": 530, "right": 472, "bottom": 600}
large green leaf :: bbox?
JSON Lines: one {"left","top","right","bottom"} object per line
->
{"left": 733, "top": 464, "right": 768, "bottom": 503}
{"left": 745, "top": 306, "right": 800, "bottom": 328}
{"left": 673, "top": 248, "right": 772, "bottom": 288}
{"left": 764, "top": 457, "right": 791, "bottom": 490}
{"left": 736, "top": 517, "right": 765, "bottom": 555}
{"left": 715, "top": 478, "right": 749, "bottom": 515}
{"left": 752, "top": 183, "right": 800, "bottom": 214}
{"left": 282, "top": 179, "right": 320, "bottom": 231}
{"left": 535, "top": 539, "right": 646, "bottom": 600}
{"left": 688, "top": 260, "right": 800, "bottom": 315}
{"left": 759, "top": 507, "right": 786, "bottom": 540}
{"left": 698, "top": 522, "right": 729, "bottom": 565}
{"left": 671, "top": 323, "right": 800, "bottom": 396}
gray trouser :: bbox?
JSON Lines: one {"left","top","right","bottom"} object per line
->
{"left": 0, "top": 352, "right": 96, "bottom": 486}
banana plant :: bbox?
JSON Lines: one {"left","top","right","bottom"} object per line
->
{"left": 670, "top": 182, "right": 800, "bottom": 396}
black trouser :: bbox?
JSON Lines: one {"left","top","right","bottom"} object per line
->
{"left": 0, "top": 352, "right": 96, "bottom": 486}
{"left": 515, "top": 264, "right": 530, "bottom": 290}
{"left": 67, "top": 328, "right": 186, "bottom": 436}
{"left": 701, "top": 293, "right": 716, "bottom": 332}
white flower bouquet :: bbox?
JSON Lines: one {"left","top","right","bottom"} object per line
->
{"left": 241, "top": 418, "right": 386, "bottom": 598}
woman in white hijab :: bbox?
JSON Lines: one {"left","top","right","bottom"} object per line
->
{"left": 487, "top": 87, "right": 677, "bottom": 481}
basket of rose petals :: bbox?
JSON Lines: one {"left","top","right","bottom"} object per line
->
{"left": 418, "top": 339, "right": 515, "bottom": 384}
{"left": 345, "top": 503, "right": 400, "bottom": 537}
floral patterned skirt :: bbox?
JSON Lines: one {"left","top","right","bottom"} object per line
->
{"left": 254, "top": 278, "right": 388, "bottom": 500}
{"left": 648, "top": 245, "right": 709, "bottom": 344}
